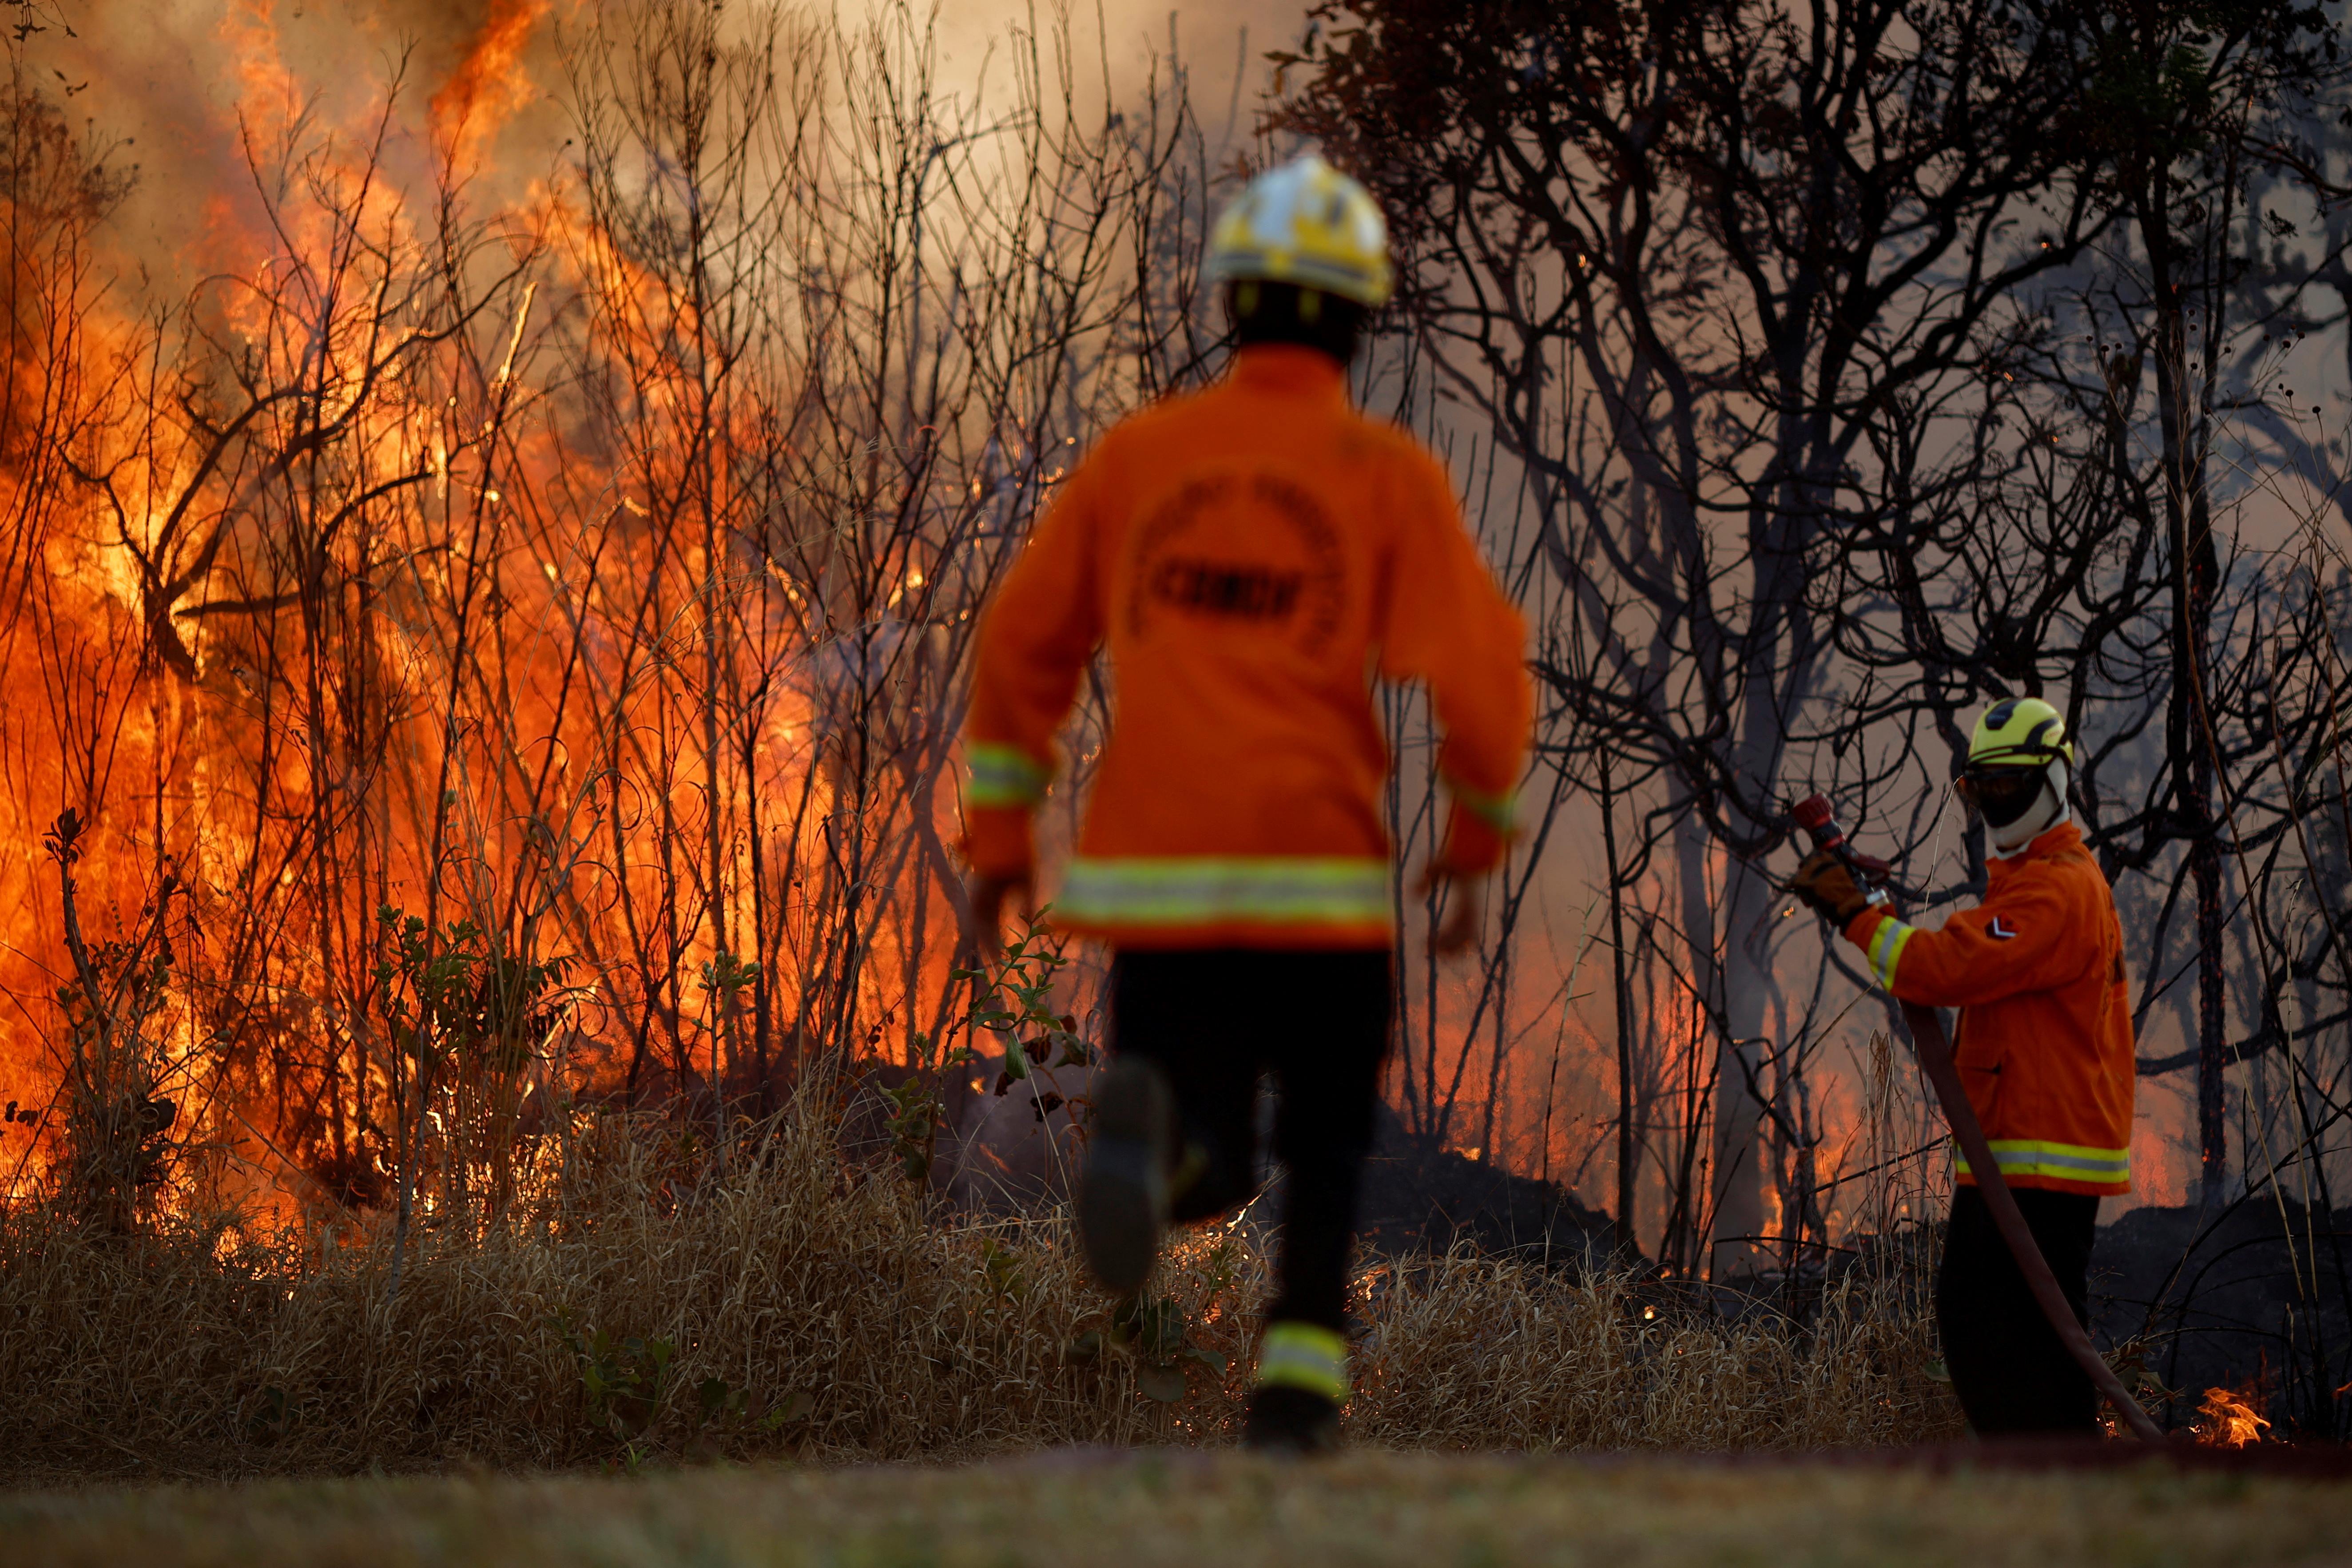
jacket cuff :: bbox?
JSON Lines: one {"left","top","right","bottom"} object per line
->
{"left": 1434, "top": 799, "right": 1509, "bottom": 875}
{"left": 964, "top": 741, "right": 1051, "bottom": 809}
{"left": 961, "top": 806, "right": 1034, "bottom": 878}
{"left": 1842, "top": 905, "right": 1888, "bottom": 947}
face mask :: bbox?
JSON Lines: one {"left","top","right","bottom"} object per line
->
{"left": 1967, "top": 766, "right": 2046, "bottom": 829}
{"left": 1977, "top": 759, "right": 2070, "bottom": 856}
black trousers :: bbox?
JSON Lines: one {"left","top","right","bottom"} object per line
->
{"left": 1936, "top": 1184, "right": 2102, "bottom": 1436}
{"left": 1107, "top": 947, "right": 1392, "bottom": 1332}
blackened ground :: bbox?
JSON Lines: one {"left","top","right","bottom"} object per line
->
{"left": 1354, "top": 1103, "right": 1622, "bottom": 1267}
{"left": 2089, "top": 1198, "right": 2352, "bottom": 1437}
{"left": 856, "top": 1065, "right": 1626, "bottom": 1268}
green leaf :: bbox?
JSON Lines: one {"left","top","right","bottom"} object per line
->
{"left": 1136, "top": 1362, "right": 1188, "bottom": 1403}
{"left": 761, "top": 1389, "right": 816, "bottom": 1429}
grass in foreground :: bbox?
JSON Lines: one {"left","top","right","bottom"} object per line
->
{"left": 6, "top": 1449, "right": 2346, "bottom": 1568}
{"left": 0, "top": 1105, "right": 1959, "bottom": 1476}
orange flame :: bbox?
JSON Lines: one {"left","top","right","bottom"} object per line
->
{"left": 2195, "top": 1381, "right": 2271, "bottom": 1448}
{"left": 0, "top": 1, "right": 1645, "bottom": 1237}
{"left": 430, "top": 0, "right": 550, "bottom": 162}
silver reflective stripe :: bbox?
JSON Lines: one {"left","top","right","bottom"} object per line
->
{"left": 1057, "top": 856, "right": 1391, "bottom": 927}
{"left": 1255, "top": 1320, "right": 1350, "bottom": 1401}
{"left": 1955, "top": 1139, "right": 2130, "bottom": 1183}
{"left": 966, "top": 743, "right": 1049, "bottom": 808}
{"left": 1866, "top": 917, "right": 1914, "bottom": 990}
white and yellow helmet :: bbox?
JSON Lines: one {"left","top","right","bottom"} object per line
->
{"left": 1967, "top": 696, "right": 2074, "bottom": 771}
{"left": 1206, "top": 155, "right": 1393, "bottom": 309}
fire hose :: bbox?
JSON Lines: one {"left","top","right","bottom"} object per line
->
{"left": 1791, "top": 795, "right": 2166, "bottom": 1445}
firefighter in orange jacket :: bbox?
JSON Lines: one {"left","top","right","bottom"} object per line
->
{"left": 961, "top": 156, "right": 1532, "bottom": 1452}
{"left": 1793, "top": 697, "right": 2135, "bottom": 1436}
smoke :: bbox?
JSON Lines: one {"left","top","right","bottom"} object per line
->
{"left": 31, "top": 0, "right": 1308, "bottom": 297}
{"left": 22, "top": 0, "right": 568, "bottom": 292}
{"left": 427, "top": 0, "right": 553, "bottom": 156}
{"left": 924, "top": 0, "right": 1306, "bottom": 142}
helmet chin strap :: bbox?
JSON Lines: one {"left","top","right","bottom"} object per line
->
{"left": 1988, "top": 759, "right": 2071, "bottom": 857}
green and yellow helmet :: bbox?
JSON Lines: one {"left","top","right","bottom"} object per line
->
{"left": 1967, "top": 696, "right": 2074, "bottom": 771}
{"left": 1205, "top": 155, "right": 1394, "bottom": 308}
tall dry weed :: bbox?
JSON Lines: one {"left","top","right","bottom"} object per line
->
{"left": 1348, "top": 1257, "right": 1955, "bottom": 1449}
{"left": 0, "top": 1101, "right": 1961, "bottom": 1481}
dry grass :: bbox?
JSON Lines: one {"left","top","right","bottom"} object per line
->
{"left": 0, "top": 1103, "right": 1960, "bottom": 1481}
{"left": 1348, "top": 1257, "right": 1954, "bottom": 1452}
{"left": 8, "top": 1452, "right": 2347, "bottom": 1568}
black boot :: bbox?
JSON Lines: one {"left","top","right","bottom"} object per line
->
{"left": 1243, "top": 1385, "right": 1342, "bottom": 1454}
{"left": 1243, "top": 1320, "right": 1349, "bottom": 1453}
{"left": 1077, "top": 1057, "right": 1172, "bottom": 1295}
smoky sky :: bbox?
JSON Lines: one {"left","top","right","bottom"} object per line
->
{"left": 31, "top": 2, "right": 566, "bottom": 276}
{"left": 32, "top": 0, "right": 1307, "bottom": 290}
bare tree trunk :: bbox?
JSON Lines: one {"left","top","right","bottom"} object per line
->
{"left": 1602, "top": 760, "right": 1636, "bottom": 1258}
{"left": 2145, "top": 154, "right": 2232, "bottom": 1202}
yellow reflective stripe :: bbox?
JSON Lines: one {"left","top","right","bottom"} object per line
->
{"left": 966, "top": 742, "right": 1049, "bottom": 808}
{"left": 1058, "top": 856, "right": 1390, "bottom": 927}
{"left": 1954, "top": 1139, "right": 2131, "bottom": 1183}
{"left": 1447, "top": 775, "right": 1518, "bottom": 836}
{"left": 1866, "top": 917, "right": 1914, "bottom": 990}
{"left": 1255, "top": 1320, "right": 1349, "bottom": 1403}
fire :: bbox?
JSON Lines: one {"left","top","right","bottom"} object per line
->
{"left": 0, "top": 2, "right": 1102, "bottom": 1223}
{"left": 0, "top": 2, "right": 1775, "bottom": 1251}
{"left": 220, "top": 0, "right": 302, "bottom": 136}
{"left": 429, "top": 0, "right": 551, "bottom": 162}
{"left": 2194, "top": 1381, "right": 2271, "bottom": 1448}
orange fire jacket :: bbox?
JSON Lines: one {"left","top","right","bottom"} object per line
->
{"left": 1840, "top": 820, "right": 2136, "bottom": 1196}
{"left": 961, "top": 344, "right": 1532, "bottom": 949}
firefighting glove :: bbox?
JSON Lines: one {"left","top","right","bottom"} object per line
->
{"left": 1790, "top": 848, "right": 1873, "bottom": 925}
